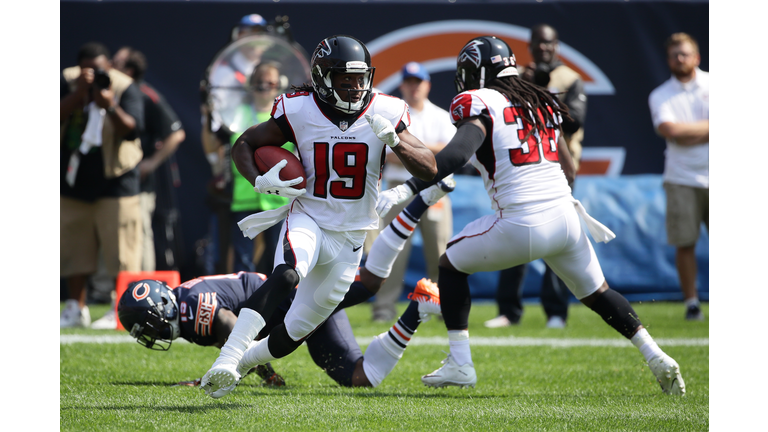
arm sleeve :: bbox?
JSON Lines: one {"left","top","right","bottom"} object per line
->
{"left": 272, "top": 115, "right": 296, "bottom": 144}
{"left": 404, "top": 121, "right": 486, "bottom": 193}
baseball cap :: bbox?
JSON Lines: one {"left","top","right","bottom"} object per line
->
{"left": 401, "top": 62, "right": 430, "bottom": 82}
{"left": 239, "top": 14, "right": 268, "bottom": 28}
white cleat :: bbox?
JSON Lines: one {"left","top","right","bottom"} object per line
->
{"left": 420, "top": 175, "right": 456, "bottom": 206}
{"left": 200, "top": 363, "right": 241, "bottom": 398}
{"left": 421, "top": 353, "right": 477, "bottom": 388}
{"left": 648, "top": 354, "right": 686, "bottom": 395}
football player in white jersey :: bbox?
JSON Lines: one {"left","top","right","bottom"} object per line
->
{"left": 378, "top": 36, "right": 686, "bottom": 395}
{"left": 199, "top": 35, "right": 437, "bottom": 398}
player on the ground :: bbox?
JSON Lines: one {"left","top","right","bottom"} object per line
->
{"left": 377, "top": 35, "right": 685, "bottom": 395}
{"left": 198, "top": 34, "right": 437, "bottom": 398}
{"left": 118, "top": 178, "right": 453, "bottom": 394}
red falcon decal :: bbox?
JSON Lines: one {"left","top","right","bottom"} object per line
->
{"left": 450, "top": 93, "right": 473, "bottom": 122}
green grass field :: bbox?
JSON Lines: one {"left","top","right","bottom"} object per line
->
{"left": 60, "top": 301, "right": 708, "bottom": 431}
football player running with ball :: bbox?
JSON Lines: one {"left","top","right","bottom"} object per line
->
{"left": 199, "top": 35, "right": 437, "bottom": 398}
{"left": 377, "top": 36, "right": 685, "bottom": 395}
{"left": 118, "top": 177, "right": 454, "bottom": 394}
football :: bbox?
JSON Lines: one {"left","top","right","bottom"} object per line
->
{"left": 253, "top": 146, "right": 307, "bottom": 190}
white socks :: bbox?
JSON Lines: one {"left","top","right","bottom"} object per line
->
{"left": 364, "top": 210, "right": 419, "bottom": 278}
{"left": 213, "top": 308, "right": 266, "bottom": 368}
{"left": 361, "top": 321, "right": 417, "bottom": 387}
{"left": 239, "top": 336, "right": 278, "bottom": 373}
{"left": 630, "top": 328, "right": 664, "bottom": 363}
{"left": 448, "top": 330, "right": 472, "bottom": 366}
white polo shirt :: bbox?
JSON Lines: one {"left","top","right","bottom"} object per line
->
{"left": 383, "top": 98, "right": 456, "bottom": 183}
{"left": 648, "top": 68, "right": 709, "bottom": 188}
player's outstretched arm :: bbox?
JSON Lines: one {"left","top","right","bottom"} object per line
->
{"left": 365, "top": 113, "right": 436, "bottom": 181}
{"left": 391, "top": 127, "right": 437, "bottom": 181}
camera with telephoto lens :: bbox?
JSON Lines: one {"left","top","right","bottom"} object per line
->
{"left": 93, "top": 68, "right": 111, "bottom": 89}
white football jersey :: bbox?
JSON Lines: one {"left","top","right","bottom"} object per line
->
{"left": 449, "top": 88, "right": 572, "bottom": 212}
{"left": 271, "top": 91, "right": 410, "bottom": 231}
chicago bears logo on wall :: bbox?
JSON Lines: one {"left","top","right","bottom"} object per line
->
{"left": 366, "top": 20, "right": 614, "bottom": 96}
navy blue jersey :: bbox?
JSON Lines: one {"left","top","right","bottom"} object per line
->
{"left": 172, "top": 272, "right": 267, "bottom": 346}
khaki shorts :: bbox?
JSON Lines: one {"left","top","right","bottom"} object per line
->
{"left": 663, "top": 182, "right": 709, "bottom": 247}
{"left": 60, "top": 195, "right": 142, "bottom": 277}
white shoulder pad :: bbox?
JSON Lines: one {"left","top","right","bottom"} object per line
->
{"left": 367, "top": 93, "right": 410, "bottom": 128}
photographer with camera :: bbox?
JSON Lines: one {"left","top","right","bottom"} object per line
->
{"left": 485, "top": 24, "right": 587, "bottom": 330}
{"left": 60, "top": 42, "right": 144, "bottom": 328}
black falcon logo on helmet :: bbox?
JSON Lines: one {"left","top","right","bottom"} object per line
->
{"left": 458, "top": 40, "right": 483, "bottom": 68}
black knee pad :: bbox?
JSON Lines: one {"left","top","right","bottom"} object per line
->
{"left": 243, "top": 264, "right": 300, "bottom": 320}
{"left": 587, "top": 288, "right": 642, "bottom": 339}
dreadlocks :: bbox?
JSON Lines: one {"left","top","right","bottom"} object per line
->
{"left": 488, "top": 76, "right": 573, "bottom": 141}
{"left": 291, "top": 83, "right": 314, "bottom": 93}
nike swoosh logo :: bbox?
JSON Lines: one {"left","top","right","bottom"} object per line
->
{"left": 352, "top": 245, "right": 363, "bottom": 252}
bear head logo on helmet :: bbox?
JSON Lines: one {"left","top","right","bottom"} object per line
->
{"left": 117, "top": 279, "right": 180, "bottom": 351}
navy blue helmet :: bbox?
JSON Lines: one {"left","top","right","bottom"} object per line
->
{"left": 117, "top": 280, "right": 180, "bottom": 351}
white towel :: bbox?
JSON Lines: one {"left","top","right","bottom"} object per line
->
{"left": 79, "top": 102, "right": 106, "bottom": 154}
{"left": 571, "top": 199, "right": 616, "bottom": 243}
{"left": 237, "top": 206, "right": 290, "bottom": 239}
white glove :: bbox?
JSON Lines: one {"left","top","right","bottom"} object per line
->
{"left": 365, "top": 114, "right": 400, "bottom": 148}
{"left": 253, "top": 159, "right": 306, "bottom": 198}
{"left": 376, "top": 184, "right": 413, "bottom": 219}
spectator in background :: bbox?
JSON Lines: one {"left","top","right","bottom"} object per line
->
{"left": 370, "top": 62, "right": 456, "bottom": 322}
{"left": 86, "top": 46, "right": 187, "bottom": 330}
{"left": 485, "top": 24, "right": 588, "bottom": 330}
{"left": 200, "top": 13, "right": 275, "bottom": 276}
{"left": 203, "top": 62, "right": 294, "bottom": 276}
{"left": 113, "top": 46, "right": 186, "bottom": 271}
{"left": 205, "top": 14, "right": 271, "bottom": 139}
{"left": 648, "top": 32, "right": 708, "bottom": 321}
{"left": 60, "top": 42, "right": 144, "bottom": 328}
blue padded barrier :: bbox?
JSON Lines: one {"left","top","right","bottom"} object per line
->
{"left": 401, "top": 174, "right": 708, "bottom": 303}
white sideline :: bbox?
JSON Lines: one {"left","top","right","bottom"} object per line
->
{"left": 60, "top": 334, "right": 708, "bottom": 347}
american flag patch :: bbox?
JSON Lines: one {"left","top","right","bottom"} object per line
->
{"left": 490, "top": 55, "right": 502, "bottom": 64}
{"left": 195, "top": 292, "right": 217, "bottom": 337}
